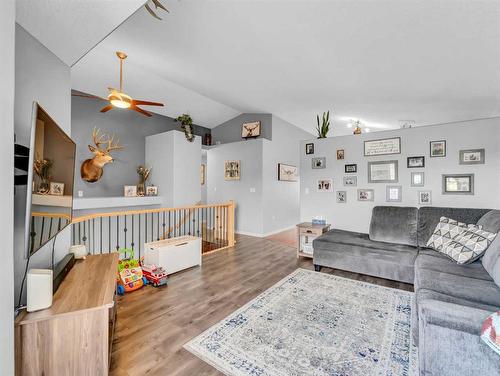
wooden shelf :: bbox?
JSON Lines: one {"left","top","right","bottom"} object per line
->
{"left": 73, "top": 196, "right": 162, "bottom": 210}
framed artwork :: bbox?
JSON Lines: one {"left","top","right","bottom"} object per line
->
{"left": 146, "top": 186, "right": 158, "bottom": 196}
{"left": 124, "top": 185, "right": 137, "bottom": 197}
{"left": 418, "top": 190, "right": 432, "bottom": 205}
{"left": 241, "top": 121, "right": 261, "bottom": 138}
{"left": 407, "top": 156, "right": 425, "bottom": 168}
{"left": 317, "top": 179, "right": 333, "bottom": 192}
{"left": 200, "top": 164, "right": 206, "bottom": 185}
{"left": 442, "top": 174, "right": 474, "bottom": 195}
{"left": 364, "top": 137, "right": 401, "bottom": 156}
{"left": 386, "top": 185, "right": 402, "bottom": 202}
{"left": 345, "top": 164, "right": 357, "bottom": 173}
{"left": 336, "top": 149, "right": 345, "bottom": 160}
{"left": 368, "top": 160, "right": 398, "bottom": 183}
{"left": 49, "top": 182, "right": 65, "bottom": 196}
{"left": 411, "top": 172, "right": 425, "bottom": 187}
{"left": 343, "top": 176, "right": 357, "bottom": 187}
{"left": 336, "top": 191, "right": 347, "bottom": 203}
{"left": 305, "top": 143, "right": 314, "bottom": 155}
{"left": 224, "top": 160, "right": 241, "bottom": 180}
{"left": 312, "top": 157, "right": 326, "bottom": 169}
{"left": 278, "top": 163, "right": 298, "bottom": 182}
{"left": 357, "top": 189, "right": 374, "bottom": 201}
{"left": 459, "top": 149, "right": 485, "bottom": 165}
{"left": 430, "top": 140, "right": 446, "bottom": 157}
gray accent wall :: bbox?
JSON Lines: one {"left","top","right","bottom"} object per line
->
{"left": 72, "top": 95, "right": 210, "bottom": 198}
{"left": 300, "top": 118, "right": 500, "bottom": 234}
{"left": 211, "top": 113, "right": 272, "bottom": 144}
{"left": 1, "top": 4, "right": 15, "bottom": 374}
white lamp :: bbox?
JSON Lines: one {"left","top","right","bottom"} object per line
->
{"left": 27, "top": 269, "right": 53, "bottom": 312}
{"left": 69, "top": 244, "right": 87, "bottom": 259}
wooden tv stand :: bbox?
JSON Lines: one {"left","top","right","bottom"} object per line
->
{"left": 15, "top": 253, "right": 119, "bottom": 376}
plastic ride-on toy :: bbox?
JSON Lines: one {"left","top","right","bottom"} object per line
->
{"left": 116, "top": 248, "right": 147, "bottom": 295}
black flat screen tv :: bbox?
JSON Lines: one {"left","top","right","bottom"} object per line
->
{"left": 24, "top": 102, "right": 76, "bottom": 258}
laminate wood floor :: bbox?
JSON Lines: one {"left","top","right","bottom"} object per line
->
{"left": 110, "top": 234, "right": 413, "bottom": 376}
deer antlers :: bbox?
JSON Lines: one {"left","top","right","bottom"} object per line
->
{"left": 91, "top": 127, "right": 123, "bottom": 152}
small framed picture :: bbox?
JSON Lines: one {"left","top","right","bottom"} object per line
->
{"left": 407, "top": 156, "right": 425, "bottom": 168}
{"left": 430, "top": 140, "right": 446, "bottom": 157}
{"left": 124, "top": 185, "right": 137, "bottom": 197}
{"left": 442, "top": 174, "right": 474, "bottom": 195}
{"left": 411, "top": 172, "right": 425, "bottom": 187}
{"left": 49, "top": 182, "right": 65, "bottom": 196}
{"left": 278, "top": 163, "right": 298, "bottom": 182}
{"left": 305, "top": 143, "right": 314, "bottom": 155}
{"left": 225, "top": 160, "right": 241, "bottom": 180}
{"left": 386, "top": 185, "right": 402, "bottom": 202}
{"left": 146, "top": 186, "right": 158, "bottom": 196}
{"left": 200, "top": 164, "right": 205, "bottom": 185}
{"left": 345, "top": 164, "right": 357, "bottom": 173}
{"left": 241, "top": 121, "right": 261, "bottom": 138}
{"left": 343, "top": 176, "right": 357, "bottom": 187}
{"left": 317, "top": 179, "right": 333, "bottom": 192}
{"left": 459, "top": 149, "right": 485, "bottom": 165}
{"left": 312, "top": 157, "right": 326, "bottom": 169}
{"left": 368, "top": 160, "right": 398, "bottom": 183}
{"left": 336, "top": 149, "right": 345, "bottom": 160}
{"left": 336, "top": 191, "right": 347, "bottom": 203}
{"left": 418, "top": 190, "right": 432, "bottom": 205}
{"left": 357, "top": 189, "right": 374, "bottom": 201}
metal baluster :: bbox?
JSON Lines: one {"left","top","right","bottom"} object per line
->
{"left": 151, "top": 212, "right": 154, "bottom": 242}
{"left": 92, "top": 218, "right": 95, "bottom": 254}
{"left": 139, "top": 213, "right": 142, "bottom": 256}
{"left": 116, "top": 215, "right": 119, "bottom": 251}
{"left": 39, "top": 217, "right": 45, "bottom": 247}
{"left": 173, "top": 210, "right": 176, "bottom": 237}
{"left": 168, "top": 211, "right": 171, "bottom": 238}
{"left": 145, "top": 211, "right": 148, "bottom": 243}
{"left": 197, "top": 207, "right": 200, "bottom": 237}
{"left": 82, "top": 220, "right": 87, "bottom": 249}
{"left": 162, "top": 211, "right": 166, "bottom": 240}
{"left": 124, "top": 215, "right": 127, "bottom": 249}
{"left": 72, "top": 222, "right": 75, "bottom": 245}
{"left": 108, "top": 216, "right": 111, "bottom": 253}
{"left": 78, "top": 222, "right": 81, "bottom": 244}
{"left": 100, "top": 217, "right": 103, "bottom": 254}
{"left": 157, "top": 212, "right": 160, "bottom": 241}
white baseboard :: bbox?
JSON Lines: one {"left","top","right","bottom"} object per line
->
{"left": 262, "top": 225, "right": 296, "bottom": 237}
{"left": 236, "top": 225, "right": 296, "bottom": 238}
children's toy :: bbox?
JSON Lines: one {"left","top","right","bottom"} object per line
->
{"left": 116, "top": 248, "right": 147, "bottom": 295}
{"left": 141, "top": 263, "right": 168, "bottom": 287}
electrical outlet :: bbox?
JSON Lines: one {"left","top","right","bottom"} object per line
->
{"left": 305, "top": 188, "right": 310, "bottom": 194}
{"left": 78, "top": 190, "right": 83, "bottom": 197}
{"left": 250, "top": 187, "right": 256, "bottom": 193}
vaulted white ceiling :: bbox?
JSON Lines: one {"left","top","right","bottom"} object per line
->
{"left": 71, "top": 1, "right": 500, "bottom": 133}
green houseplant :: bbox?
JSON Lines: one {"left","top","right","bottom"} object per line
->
{"left": 175, "top": 114, "right": 195, "bottom": 142}
{"left": 316, "top": 111, "right": 330, "bottom": 139}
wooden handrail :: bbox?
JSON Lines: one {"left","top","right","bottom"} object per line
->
{"left": 31, "top": 212, "right": 72, "bottom": 221}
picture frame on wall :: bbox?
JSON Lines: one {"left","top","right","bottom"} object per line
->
{"left": 345, "top": 164, "right": 357, "bottom": 173}
{"left": 200, "top": 164, "right": 205, "bottom": 185}
{"left": 241, "top": 121, "right": 261, "bottom": 138}
{"left": 368, "top": 160, "right": 398, "bottom": 183}
{"left": 336, "top": 149, "right": 345, "bottom": 160}
{"left": 364, "top": 137, "right": 401, "bottom": 156}
{"left": 430, "top": 140, "right": 446, "bottom": 157}
{"left": 411, "top": 172, "right": 425, "bottom": 187}
{"left": 305, "top": 143, "right": 314, "bottom": 155}
{"left": 343, "top": 176, "right": 357, "bottom": 187}
{"left": 386, "top": 185, "right": 402, "bottom": 202}
{"left": 49, "top": 182, "right": 65, "bottom": 196}
{"left": 146, "top": 186, "right": 158, "bottom": 196}
{"left": 442, "top": 174, "right": 474, "bottom": 195}
{"left": 407, "top": 156, "right": 425, "bottom": 168}
{"left": 317, "top": 179, "right": 333, "bottom": 192}
{"left": 418, "top": 190, "right": 432, "bottom": 205}
{"left": 278, "top": 163, "right": 298, "bottom": 182}
{"left": 312, "top": 157, "right": 326, "bottom": 169}
{"left": 459, "top": 149, "right": 485, "bottom": 165}
{"left": 224, "top": 160, "right": 241, "bottom": 180}
{"left": 336, "top": 191, "right": 347, "bottom": 203}
{"left": 357, "top": 189, "right": 374, "bottom": 201}
{"left": 124, "top": 185, "right": 137, "bottom": 197}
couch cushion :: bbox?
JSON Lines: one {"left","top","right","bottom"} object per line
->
{"left": 417, "top": 207, "right": 491, "bottom": 248}
{"left": 477, "top": 210, "right": 500, "bottom": 233}
{"left": 425, "top": 216, "right": 468, "bottom": 251}
{"left": 441, "top": 226, "right": 497, "bottom": 264}
{"left": 369, "top": 206, "right": 418, "bottom": 246}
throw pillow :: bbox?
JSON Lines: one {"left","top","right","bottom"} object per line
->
{"left": 481, "top": 311, "right": 500, "bottom": 356}
{"left": 426, "top": 217, "right": 468, "bottom": 251}
{"left": 477, "top": 210, "right": 500, "bottom": 233}
{"left": 441, "top": 226, "right": 497, "bottom": 264}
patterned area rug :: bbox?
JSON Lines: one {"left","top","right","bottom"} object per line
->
{"left": 184, "top": 269, "right": 418, "bottom": 376}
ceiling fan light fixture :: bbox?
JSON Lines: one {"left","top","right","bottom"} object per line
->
{"left": 108, "top": 92, "right": 132, "bottom": 109}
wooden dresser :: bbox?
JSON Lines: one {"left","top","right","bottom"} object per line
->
{"left": 15, "top": 253, "right": 119, "bottom": 376}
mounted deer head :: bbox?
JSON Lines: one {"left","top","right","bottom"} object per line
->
{"left": 81, "top": 128, "right": 123, "bottom": 183}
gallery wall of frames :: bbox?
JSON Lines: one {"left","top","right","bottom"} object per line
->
{"left": 300, "top": 118, "right": 500, "bottom": 234}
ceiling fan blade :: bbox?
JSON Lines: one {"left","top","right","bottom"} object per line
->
{"left": 132, "top": 99, "right": 164, "bottom": 107}
{"left": 131, "top": 105, "right": 152, "bottom": 117}
{"left": 100, "top": 105, "right": 113, "bottom": 113}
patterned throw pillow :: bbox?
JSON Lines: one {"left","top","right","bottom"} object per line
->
{"left": 481, "top": 311, "right": 500, "bottom": 356}
{"left": 441, "top": 226, "right": 497, "bottom": 264}
{"left": 426, "top": 217, "right": 468, "bottom": 251}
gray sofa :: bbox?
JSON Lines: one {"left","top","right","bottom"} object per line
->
{"left": 313, "top": 206, "right": 500, "bottom": 376}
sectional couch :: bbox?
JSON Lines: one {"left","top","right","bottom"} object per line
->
{"left": 313, "top": 206, "right": 500, "bottom": 376}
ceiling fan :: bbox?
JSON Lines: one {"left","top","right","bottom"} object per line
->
{"left": 72, "top": 51, "right": 164, "bottom": 117}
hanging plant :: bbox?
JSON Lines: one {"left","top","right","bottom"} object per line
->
{"left": 175, "top": 114, "right": 195, "bottom": 142}
{"left": 316, "top": 111, "right": 331, "bottom": 139}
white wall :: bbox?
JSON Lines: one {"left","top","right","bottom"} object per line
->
{"left": 14, "top": 25, "right": 72, "bottom": 303}
{"left": 207, "top": 140, "right": 264, "bottom": 235}
{"left": 262, "top": 116, "right": 312, "bottom": 235}
{"left": 1, "top": 2, "right": 15, "bottom": 374}
{"left": 145, "top": 130, "right": 202, "bottom": 207}
{"left": 300, "top": 118, "right": 500, "bottom": 233}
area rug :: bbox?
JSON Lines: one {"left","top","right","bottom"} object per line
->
{"left": 184, "top": 269, "right": 418, "bottom": 376}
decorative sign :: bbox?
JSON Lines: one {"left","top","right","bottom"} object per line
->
{"left": 364, "top": 137, "right": 401, "bottom": 156}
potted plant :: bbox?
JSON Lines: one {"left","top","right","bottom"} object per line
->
{"left": 34, "top": 159, "right": 53, "bottom": 194}
{"left": 175, "top": 114, "right": 195, "bottom": 142}
{"left": 316, "top": 111, "right": 331, "bottom": 139}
